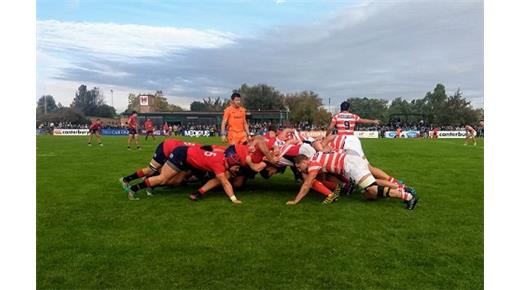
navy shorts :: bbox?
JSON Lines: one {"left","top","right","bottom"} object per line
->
{"left": 166, "top": 146, "right": 190, "bottom": 172}
{"left": 128, "top": 128, "right": 137, "bottom": 135}
{"left": 152, "top": 142, "right": 167, "bottom": 165}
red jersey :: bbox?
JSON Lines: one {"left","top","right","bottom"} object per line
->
{"left": 128, "top": 115, "right": 137, "bottom": 129}
{"left": 162, "top": 140, "right": 198, "bottom": 157}
{"left": 187, "top": 147, "right": 226, "bottom": 175}
{"left": 90, "top": 122, "right": 102, "bottom": 130}
{"left": 145, "top": 120, "right": 153, "bottom": 131}
{"left": 234, "top": 143, "right": 250, "bottom": 167}
{"left": 466, "top": 126, "right": 476, "bottom": 134}
{"left": 308, "top": 151, "right": 347, "bottom": 175}
{"left": 331, "top": 112, "right": 360, "bottom": 135}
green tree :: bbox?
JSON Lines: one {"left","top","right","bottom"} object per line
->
{"left": 237, "top": 83, "right": 285, "bottom": 110}
{"left": 190, "top": 101, "right": 207, "bottom": 111}
{"left": 36, "top": 95, "right": 58, "bottom": 115}
{"left": 285, "top": 91, "right": 327, "bottom": 125}
{"left": 345, "top": 97, "right": 388, "bottom": 121}
{"left": 96, "top": 104, "right": 117, "bottom": 118}
{"left": 422, "top": 83, "right": 448, "bottom": 124}
{"left": 439, "top": 89, "right": 479, "bottom": 126}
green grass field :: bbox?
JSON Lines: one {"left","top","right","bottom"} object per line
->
{"left": 37, "top": 135, "right": 483, "bottom": 289}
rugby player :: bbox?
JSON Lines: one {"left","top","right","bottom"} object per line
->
{"left": 126, "top": 145, "right": 242, "bottom": 203}
{"left": 163, "top": 121, "right": 171, "bottom": 136}
{"left": 144, "top": 118, "right": 156, "bottom": 141}
{"left": 127, "top": 111, "right": 141, "bottom": 150}
{"left": 221, "top": 93, "right": 250, "bottom": 145}
{"left": 321, "top": 134, "right": 404, "bottom": 186}
{"left": 289, "top": 152, "right": 418, "bottom": 209}
{"left": 326, "top": 101, "right": 380, "bottom": 137}
{"left": 464, "top": 124, "right": 477, "bottom": 146}
{"left": 87, "top": 118, "right": 103, "bottom": 146}
{"left": 264, "top": 142, "right": 343, "bottom": 203}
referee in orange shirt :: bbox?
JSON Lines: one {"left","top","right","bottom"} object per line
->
{"left": 221, "top": 93, "right": 250, "bottom": 145}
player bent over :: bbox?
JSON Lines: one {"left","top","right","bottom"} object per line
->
{"left": 88, "top": 118, "right": 103, "bottom": 146}
{"left": 289, "top": 152, "right": 418, "bottom": 209}
{"left": 321, "top": 134, "right": 404, "bottom": 186}
{"left": 126, "top": 146, "right": 243, "bottom": 203}
{"left": 119, "top": 139, "right": 205, "bottom": 196}
{"left": 464, "top": 125, "right": 477, "bottom": 146}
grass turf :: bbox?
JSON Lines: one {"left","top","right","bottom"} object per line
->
{"left": 37, "top": 135, "right": 483, "bottom": 289}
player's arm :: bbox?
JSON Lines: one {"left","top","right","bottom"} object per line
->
{"left": 216, "top": 173, "right": 241, "bottom": 204}
{"left": 245, "top": 155, "right": 267, "bottom": 172}
{"left": 357, "top": 118, "right": 380, "bottom": 125}
{"left": 321, "top": 135, "right": 335, "bottom": 152}
{"left": 250, "top": 136, "right": 279, "bottom": 163}
{"left": 221, "top": 110, "right": 228, "bottom": 142}
{"left": 287, "top": 171, "right": 318, "bottom": 205}
{"left": 243, "top": 113, "right": 250, "bottom": 137}
{"left": 325, "top": 118, "right": 336, "bottom": 137}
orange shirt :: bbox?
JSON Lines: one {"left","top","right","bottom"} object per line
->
{"left": 223, "top": 105, "right": 246, "bottom": 132}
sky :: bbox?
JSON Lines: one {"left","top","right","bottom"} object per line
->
{"left": 36, "top": 0, "right": 484, "bottom": 113}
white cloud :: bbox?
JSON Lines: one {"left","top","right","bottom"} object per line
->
{"left": 37, "top": 20, "right": 236, "bottom": 60}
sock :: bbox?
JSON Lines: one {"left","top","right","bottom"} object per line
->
{"left": 130, "top": 181, "right": 148, "bottom": 192}
{"left": 387, "top": 176, "right": 398, "bottom": 184}
{"left": 311, "top": 180, "right": 332, "bottom": 197}
{"left": 398, "top": 185, "right": 412, "bottom": 201}
{"left": 322, "top": 180, "right": 338, "bottom": 191}
{"left": 377, "top": 186, "right": 391, "bottom": 198}
{"left": 124, "top": 169, "right": 145, "bottom": 182}
{"left": 198, "top": 188, "right": 206, "bottom": 196}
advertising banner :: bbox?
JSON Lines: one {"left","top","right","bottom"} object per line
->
{"left": 430, "top": 131, "right": 466, "bottom": 138}
{"left": 354, "top": 131, "right": 379, "bottom": 138}
{"left": 300, "top": 131, "right": 379, "bottom": 139}
{"left": 384, "top": 131, "right": 420, "bottom": 138}
{"left": 183, "top": 130, "right": 211, "bottom": 137}
{"left": 53, "top": 129, "right": 89, "bottom": 136}
{"left": 101, "top": 128, "right": 129, "bottom": 135}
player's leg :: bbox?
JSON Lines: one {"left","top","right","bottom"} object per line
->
{"left": 88, "top": 133, "right": 93, "bottom": 146}
{"left": 134, "top": 133, "right": 141, "bottom": 149}
{"left": 127, "top": 134, "right": 133, "bottom": 149}
{"left": 96, "top": 131, "right": 103, "bottom": 146}
{"left": 190, "top": 170, "right": 240, "bottom": 201}
{"left": 368, "top": 164, "right": 403, "bottom": 185}
{"left": 126, "top": 161, "right": 179, "bottom": 200}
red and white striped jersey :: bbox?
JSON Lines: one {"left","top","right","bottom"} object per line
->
{"left": 331, "top": 112, "right": 360, "bottom": 135}
{"left": 308, "top": 151, "right": 347, "bottom": 175}
{"left": 329, "top": 135, "right": 348, "bottom": 151}
{"left": 292, "top": 130, "right": 315, "bottom": 144}
{"left": 278, "top": 143, "right": 300, "bottom": 157}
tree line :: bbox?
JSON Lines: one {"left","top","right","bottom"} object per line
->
{"left": 36, "top": 83, "right": 482, "bottom": 127}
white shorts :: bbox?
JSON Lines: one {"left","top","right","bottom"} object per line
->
{"left": 343, "top": 135, "right": 366, "bottom": 159}
{"left": 344, "top": 154, "right": 374, "bottom": 186}
{"left": 467, "top": 132, "right": 476, "bottom": 138}
{"left": 299, "top": 143, "right": 316, "bottom": 158}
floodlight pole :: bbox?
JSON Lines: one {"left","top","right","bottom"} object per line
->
{"left": 110, "top": 89, "right": 114, "bottom": 107}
